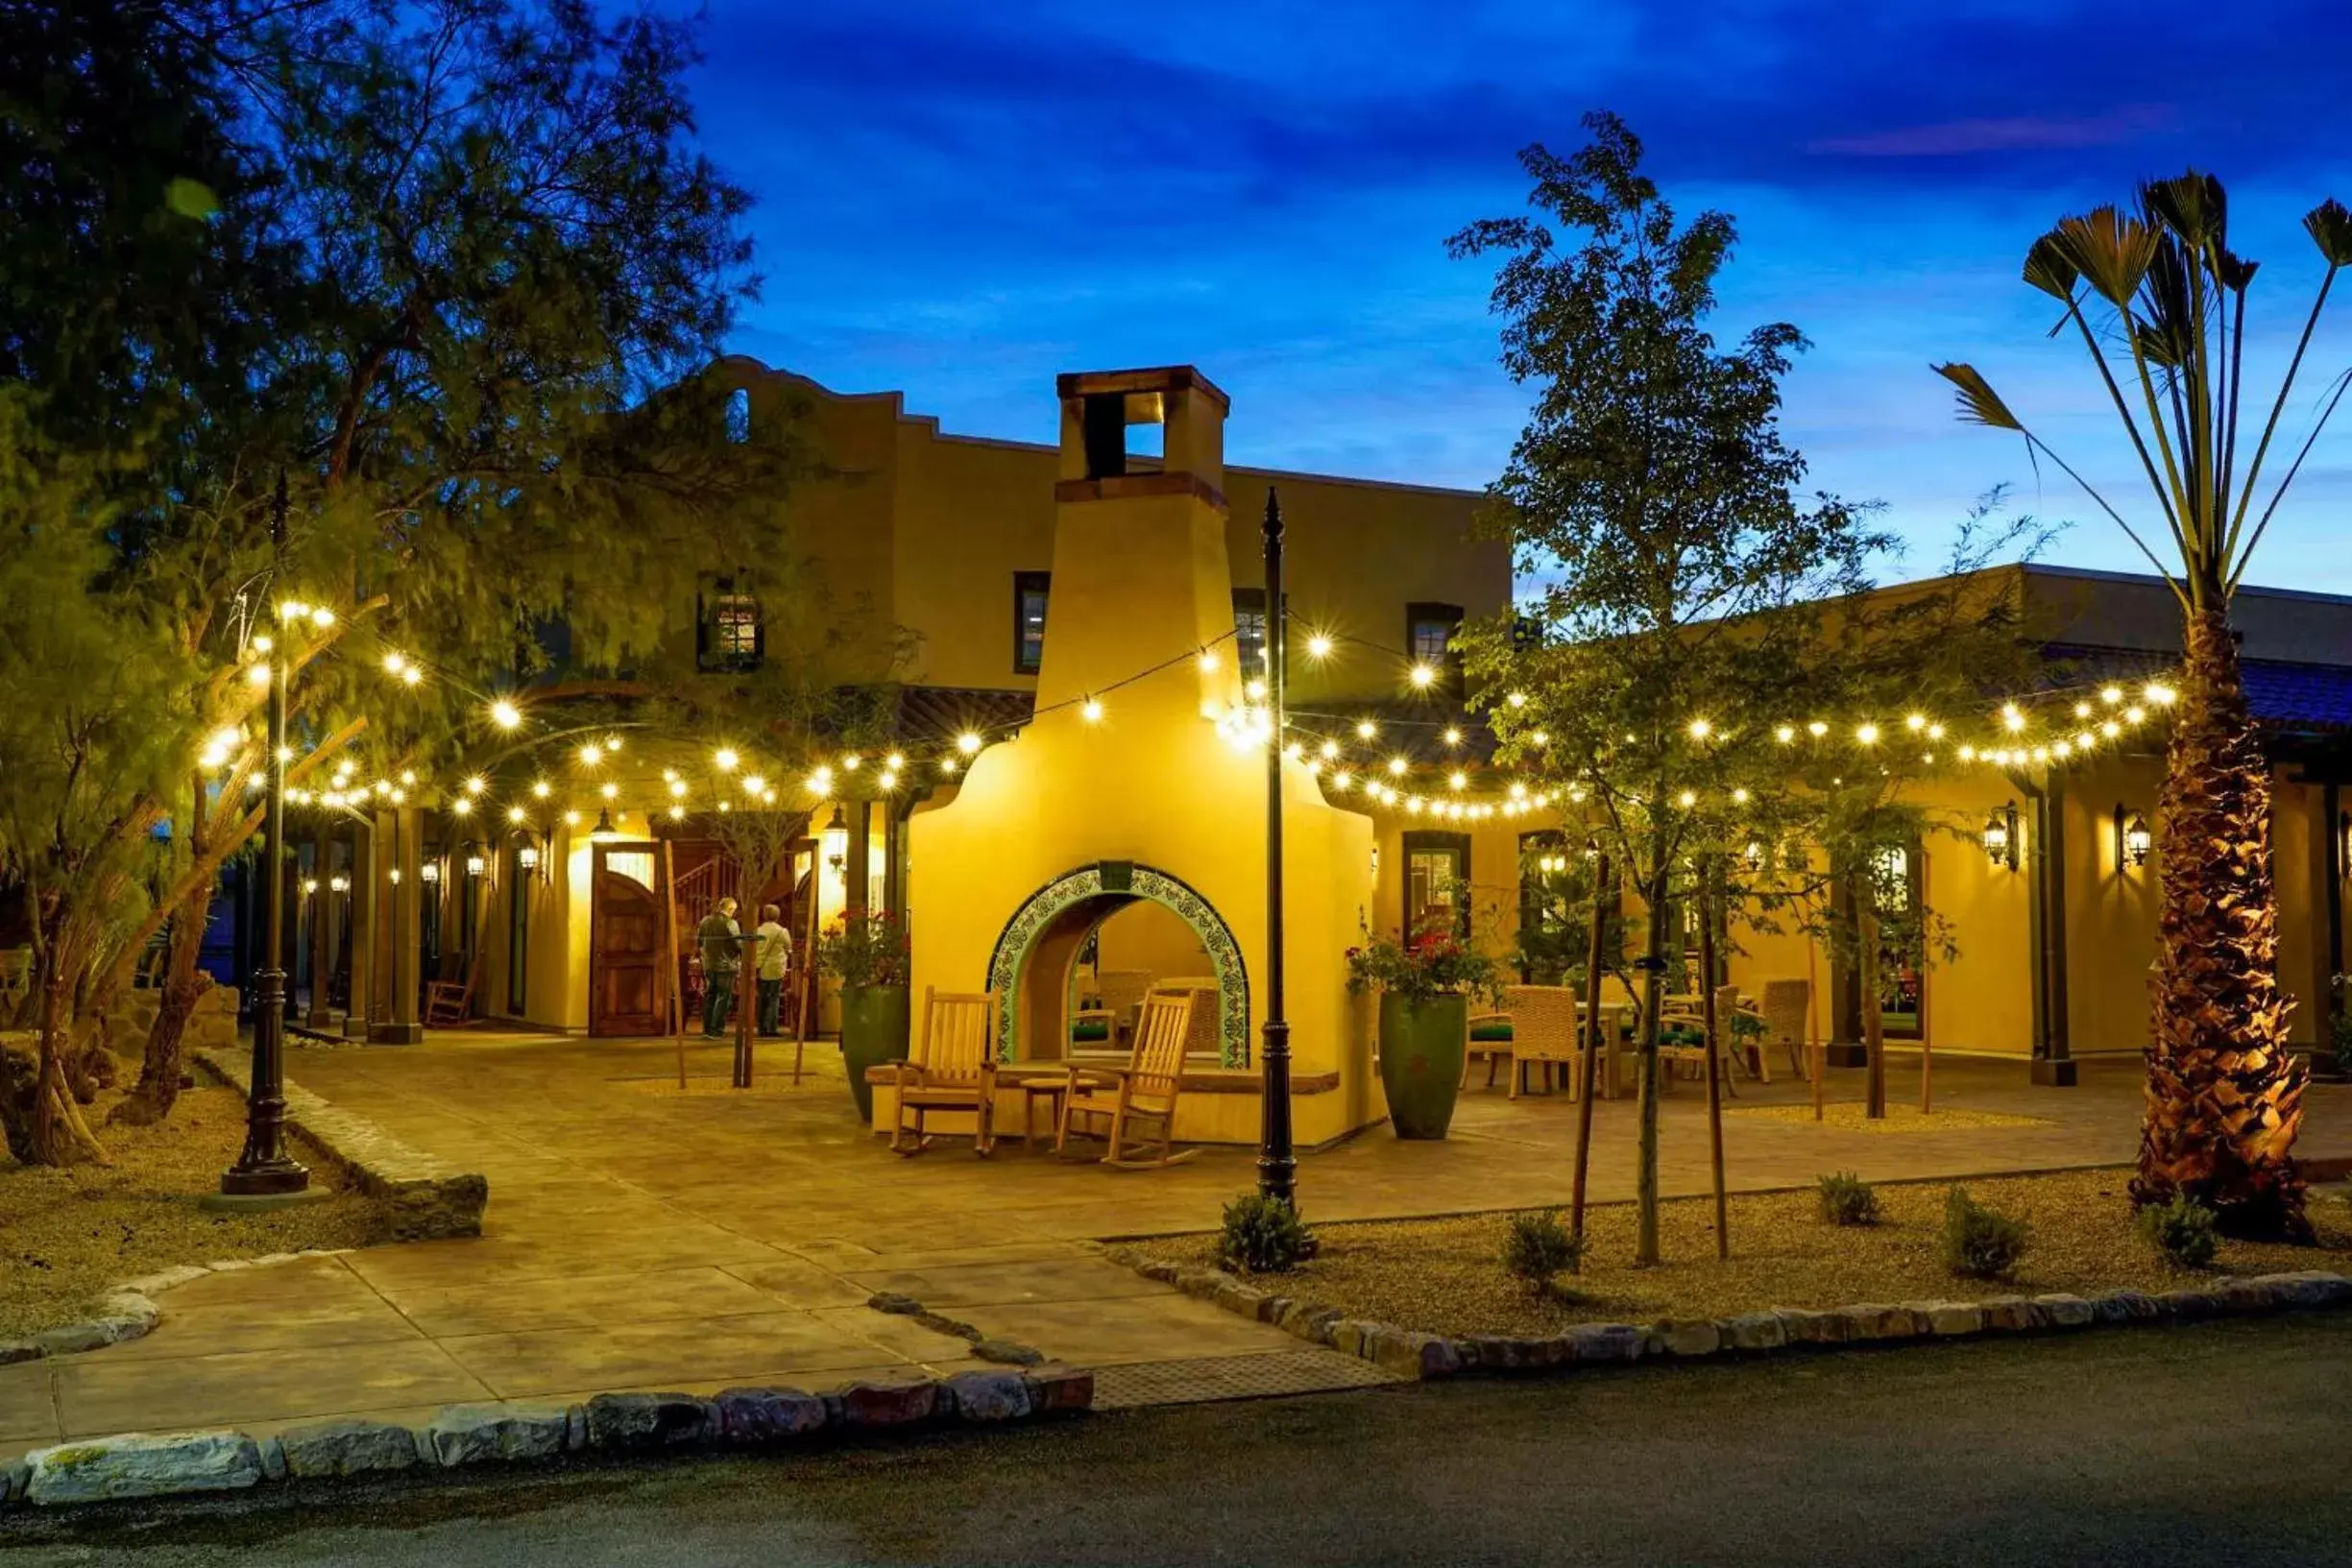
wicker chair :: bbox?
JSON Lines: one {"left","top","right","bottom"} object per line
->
{"left": 886, "top": 987, "right": 1000, "bottom": 1155}
{"left": 1658, "top": 984, "right": 1744, "bottom": 1094}
{"left": 1152, "top": 977, "right": 1221, "bottom": 1061}
{"left": 1056, "top": 989, "right": 1200, "bottom": 1169}
{"left": 1491, "top": 985, "right": 1626, "bottom": 1101}
{"left": 1075, "top": 968, "right": 1155, "bottom": 1052}
{"left": 1760, "top": 978, "right": 1811, "bottom": 1080}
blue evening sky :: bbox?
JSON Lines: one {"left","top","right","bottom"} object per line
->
{"left": 691, "top": 1, "right": 2352, "bottom": 593}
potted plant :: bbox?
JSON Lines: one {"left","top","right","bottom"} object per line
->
{"left": 1346, "top": 916, "right": 1505, "bottom": 1139}
{"left": 815, "top": 908, "right": 911, "bottom": 1119}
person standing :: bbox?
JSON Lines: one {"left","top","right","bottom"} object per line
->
{"left": 696, "top": 896, "right": 741, "bottom": 1039}
{"left": 753, "top": 903, "right": 791, "bottom": 1038}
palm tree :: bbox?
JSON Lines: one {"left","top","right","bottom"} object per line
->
{"left": 1936, "top": 175, "right": 2352, "bottom": 1238}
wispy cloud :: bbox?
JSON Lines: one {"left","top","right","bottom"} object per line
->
{"left": 1808, "top": 107, "right": 2176, "bottom": 159}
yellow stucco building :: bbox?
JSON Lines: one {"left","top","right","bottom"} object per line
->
{"left": 319, "top": 359, "right": 2352, "bottom": 1145}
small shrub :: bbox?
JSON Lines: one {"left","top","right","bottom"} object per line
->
{"left": 1816, "top": 1171, "right": 1880, "bottom": 1226}
{"left": 1219, "top": 1193, "right": 1315, "bottom": 1274}
{"left": 2137, "top": 1193, "right": 2219, "bottom": 1268}
{"left": 1501, "top": 1210, "right": 1583, "bottom": 1294}
{"left": 1940, "top": 1186, "right": 2028, "bottom": 1280}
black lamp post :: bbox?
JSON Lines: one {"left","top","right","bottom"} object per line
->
{"left": 220, "top": 476, "right": 310, "bottom": 1199}
{"left": 1256, "top": 487, "right": 1297, "bottom": 1208}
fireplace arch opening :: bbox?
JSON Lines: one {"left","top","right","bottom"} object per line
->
{"left": 984, "top": 863, "right": 1249, "bottom": 1067}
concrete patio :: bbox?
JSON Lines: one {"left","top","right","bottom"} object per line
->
{"left": 8, "top": 1030, "right": 2346, "bottom": 1458}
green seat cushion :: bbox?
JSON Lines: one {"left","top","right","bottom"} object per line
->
{"left": 1469, "top": 1022, "right": 1515, "bottom": 1044}
{"left": 1071, "top": 1019, "right": 1111, "bottom": 1044}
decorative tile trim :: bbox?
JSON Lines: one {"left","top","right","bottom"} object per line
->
{"left": 985, "top": 863, "right": 1251, "bottom": 1067}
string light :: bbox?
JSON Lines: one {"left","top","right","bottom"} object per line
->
{"left": 1806, "top": 720, "right": 1828, "bottom": 737}
{"left": 1081, "top": 698, "right": 1103, "bottom": 722}
{"left": 1855, "top": 723, "right": 1879, "bottom": 745}
{"left": 578, "top": 743, "right": 602, "bottom": 766}
{"left": 1407, "top": 663, "right": 1437, "bottom": 689}
{"left": 1687, "top": 718, "right": 1711, "bottom": 740}
{"left": 1775, "top": 725, "right": 1796, "bottom": 743}
{"left": 958, "top": 732, "right": 982, "bottom": 755}
{"left": 714, "top": 747, "right": 739, "bottom": 772}
{"left": 1197, "top": 650, "right": 1219, "bottom": 673}
{"left": 490, "top": 699, "right": 521, "bottom": 730}
{"left": 1306, "top": 633, "right": 1334, "bottom": 659}
{"left": 1355, "top": 719, "right": 1377, "bottom": 739}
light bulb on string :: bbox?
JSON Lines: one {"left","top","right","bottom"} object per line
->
{"left": 1356, "top": 719, "right": 1377, "bottom": 739}
{"left": 490, "top": 699, "right": 521, "bottom": 731}
{"left": 1306, "top": 632, "right": 1333, "bottom": 660}
{"left": 958, "top": 732, "right": 982, "bottom": 755}
{"left": 1407, "top": 663, "right": 1437, "bottom": 689}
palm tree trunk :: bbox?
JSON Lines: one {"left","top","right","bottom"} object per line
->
{"left": 2134, "top": 603, "right": 2308, "bottom": 1236}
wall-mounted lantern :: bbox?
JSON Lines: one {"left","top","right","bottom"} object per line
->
{"left": 516, "top": 838, "right": 543, "bottom": 878}
{"left": 822, "top": 805, "right": 849, "bottom": 873}
{"left": 2116, "top": 806, "right": 2152, "bottom": 870}
{"left": 1741, "top": 838, "right": 1766, "bottom": 874}
{"left": 419, "top": 858, "right": 441, "bottom": 886}
{"left": 302, "top": 878, "right": 319, "bottom": 896}
{"left": 327, "top": 873, "right": 350, "bottom": 894}
{"left": 1983, "top": 801, "right": 2020, "bottom": 871}
{"left": 464, "top": 843, "right": 487, "bottom": 879}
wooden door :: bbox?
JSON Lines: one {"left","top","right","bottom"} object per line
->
{"left": 590, "top": 845, "right": 663, "bottom": 1037}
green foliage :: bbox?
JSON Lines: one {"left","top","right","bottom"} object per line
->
{"left": 1219, "top": 1194, "right": 1315, "bottom": 1275}
{"left": 812, "top": 910, "right": 910, "bottom": 990}
{"left": 2137, "top": 1193, "right": 2220, "bottom": 1269}
{"left": 1815, "top": 1171, "right": 1880, "bottom": 1226}
{"left": 1346, "top": 913, "right": 1508, "bottom": 1008}
{"left": 1501, "top": 1210, "right": 1583, "bottom": 1293}
{"left": 1940, "top": 1186, "right": 2028, "bottom": 1280}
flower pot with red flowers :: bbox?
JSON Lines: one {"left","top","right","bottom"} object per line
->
{"left": 1346, "top": 919, "right": 1505, "bottom": 1140}
{"left": 816, "top": 909, "right": 912, "bottom": 1120}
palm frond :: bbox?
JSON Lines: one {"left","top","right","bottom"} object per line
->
{"left": 2049, "top": 205, "right": 2159, "bottom": 308}
{"left": 2307, "top": 198, "right": 2352, "bottom": 267}
{"left": 1930, "top": 362, "right": 2024, "bottom": 430}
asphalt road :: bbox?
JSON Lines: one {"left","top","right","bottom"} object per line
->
{"left": 9, "top": 1314, "right": 2352, "bottom": 1567}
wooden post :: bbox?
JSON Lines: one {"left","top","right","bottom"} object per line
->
{"left": 1808, "top": 935, "right": 1824, "bottom": 1122}
{"left": 1858, "top": 879, "right": 1886, "bottom": 1120}
{"left": 1699, "top": 859, "right": 1729, "bottom": 1261}
{"left": 1569, "top": 849, "right": 1611, "bottom": 1247}
{"left": 662, "top": 839, "right": 685, "bottom": 1090}
{"left": 736, "top": 925, "right": 756, "bottom": 1090}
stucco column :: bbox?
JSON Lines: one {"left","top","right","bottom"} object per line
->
{"left": 371, "top": 806, "right": 425, "bottom": 1044}
{"left": 343, "top": 817, "right": 376, "bottom": 1038}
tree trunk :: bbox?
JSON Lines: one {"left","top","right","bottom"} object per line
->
{"left": 2135, "top": 604, "right": 2308, "bottom": 1237}
{"left": 114, "top": 885, "right": 216, "bottom": 1127}
{"left": 1634, "top": 870, "right": 1669, "bottom": 1266}
{"left": 1858, "top": 884, "right": 1886, "bottom": 1120}
{"left": 28, "top": 954, "right": 108, "bottom": 1167}
{"left": 1569, "top": 851, "right": 1612, "bottom": 1249}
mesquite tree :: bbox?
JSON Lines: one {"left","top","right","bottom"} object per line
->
{"left": 1937, "top": 175, "right": 2352, "bottom": 1237}
{"left": 1450, "top": 113, "right": 1888, "bottom": 1264}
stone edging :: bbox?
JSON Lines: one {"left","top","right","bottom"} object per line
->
{"left": 0, "top": 1248, "right": 354, "bottom": 1366}
{"left": 1, "top": 1368, "right": 1094, "bottom": 1510}
{"left": 1104, "top": 1248, "right": 2352, "bottom": 1381}
{"left": 194, "top": 1047, "right": 487, "bottom": 1241}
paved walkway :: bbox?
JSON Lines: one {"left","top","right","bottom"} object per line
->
{"left": 7, "top": 1033, "right": 2346, "bottom": 1456}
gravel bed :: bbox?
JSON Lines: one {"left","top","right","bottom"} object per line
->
{"left": 1146, "top": 1170, "right": 2352, "bottom": 1339}
{"left": 1, "top": 1085, "right": 393, "bottom": 1339}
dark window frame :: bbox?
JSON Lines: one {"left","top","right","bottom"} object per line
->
{"left": 1013, "top": 569, "right": 1052, "bottom": 675}
{"left": 1400, "top": 829, "right": 1472, "bottom": 941}
{"left": 696, "top": 571, "right": 764, "bottom": 673}
{"left": 505, "top": 846, "right": 530, "bottom": 1015}
{"left": 1405, "top": 600, "right": 1467, "bottom": 693}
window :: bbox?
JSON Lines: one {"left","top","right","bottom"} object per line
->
{"left": 724, "top": 387, "right": 750, "bottom": 445}
{"left": 1013, "top": 570, "right": 1051, "bottom": 674}
{"left": 1872, "top": 842, "right": 1926, "bottom": 1040}
{"left": 1232, "top": 589, "right": 1267, "bottom": 680}
{"left": 1401, "top": 830, "right": 1470, "bottom": 941}
{"left": 697, "top": 574, "right": 764, "bottom": 672}
{"left": 1406, "top": 601, "right": 1466, "bottom": 693}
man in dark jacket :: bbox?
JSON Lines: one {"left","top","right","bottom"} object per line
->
{"left": 697, "top": 897, "right": 741, "bottom": 1039}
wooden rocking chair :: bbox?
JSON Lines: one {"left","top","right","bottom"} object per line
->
{"left": 1055, "top": 990, "right": 1200, "bottom": 1170}
{"left": 886, "top": 987, "right": 999, "bottom": 1156}
{"left": 424, "top": 957, "right": 481, "bottom": 1027}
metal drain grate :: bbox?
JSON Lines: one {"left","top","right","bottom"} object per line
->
{"left": 1091, "top": 1350, "right": 1407, "bottom": 1411}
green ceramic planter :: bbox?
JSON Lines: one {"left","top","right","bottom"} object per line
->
{"left": 839, "top": 984, "right": 911, "bottom": 1121}
{"left": 1378, "top": 992, "right": 1467, "bottom": 1140}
